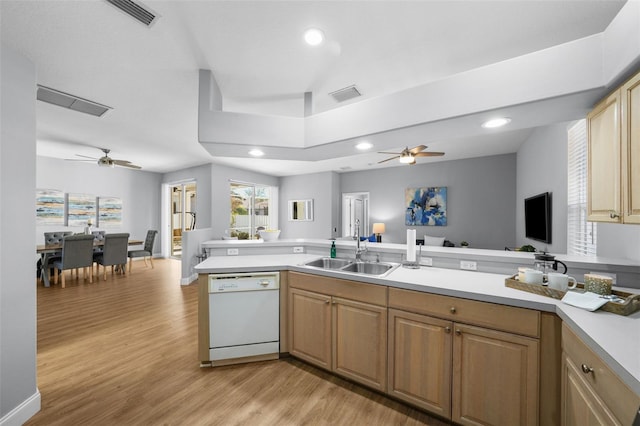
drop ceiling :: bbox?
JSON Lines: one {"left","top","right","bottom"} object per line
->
{"left": 0, "top": 0, "right": 630, "bottom": 175}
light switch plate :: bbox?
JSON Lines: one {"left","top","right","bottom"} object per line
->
{"left": 293, "top": 246, "right": 304, "bottom": 253}
{"left": 460, "top": 260, "right": 477, "bottom": 271}
{"left": 421, "top": 257, "right": 433, "bottom": 266}
{"left": 227, "top": 248, "right": 239, "bottom": 256}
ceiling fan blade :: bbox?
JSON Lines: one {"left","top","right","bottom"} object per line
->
{"left": 75, "top": 154, "right": 98, "bottom": 160}
{"left": 377, "top": 151, "right": 402, "bottom": 155}
{"left": 378, "top": 156, "right": 400, "bottom": 164}
{"left": 113, "top": 159, "right": 141, "bottom": 169}
{"left": 409, "top": 145, "right": 427, "bottom": 155}
{"left": 414, "top": 151, "right": 445, "bottom": 157}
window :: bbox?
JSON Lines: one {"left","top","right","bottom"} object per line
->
{"left": 230, "top": 182, "right": 277, "bottom": 239}
{"left": 567, "top": 119, "right": 597, "bottom": 256}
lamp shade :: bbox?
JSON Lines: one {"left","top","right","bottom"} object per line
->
{"left": 372, "top": 223, "right": 386, "bottom": 235}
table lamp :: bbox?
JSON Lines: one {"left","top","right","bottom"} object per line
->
{"left": 372, "top": 223, "right": 386, "bottom": 242}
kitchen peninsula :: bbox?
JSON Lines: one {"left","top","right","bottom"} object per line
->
{"left": 195, "top": 239, "right": 640, "bottom": 425}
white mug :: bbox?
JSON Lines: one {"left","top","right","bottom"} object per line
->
{"left": 523, "top": 269, "right": 544, "bottom": 285}
{"left": 547, "top": 272, "right": 578, "bottom": 292}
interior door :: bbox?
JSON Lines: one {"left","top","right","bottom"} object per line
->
{"left": 170, "top": 182, "right": 197, "bottom": 258}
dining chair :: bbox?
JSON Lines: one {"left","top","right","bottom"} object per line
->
{"left": 91, "top": 230, "right": 107, "bottom": 274}
{"left": 128, "top": 230, "right": 157, "bottom": 272}
{"left": 95, "top": 233, "right": 130, "bottom": 280}
{"left": 51, "top": 234, "right": 95, "bottom": 288}
{"left": 41, "top": 231, "right": 73, "bottom": 285}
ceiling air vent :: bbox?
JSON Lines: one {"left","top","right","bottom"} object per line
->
{"left": 329, "top": 85, "right": 361, "bottom": 103}
{"left": 105, "top": 0, "right": 157, "bottom": 27}
{"left": 37, "top": 85, "right": 112, "bottom": 117}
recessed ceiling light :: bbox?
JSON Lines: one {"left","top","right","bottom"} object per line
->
{"left": 248, "top": 149, "right": 264, "bottom": 157}
{"left": 304, "top": 28, "right": 324, "bottom": 46}
{"left": 482, "top": 117, "right": 511, "bottom": 129}
{"left": 356, "top": 142, "right": 373, "bottom": 151}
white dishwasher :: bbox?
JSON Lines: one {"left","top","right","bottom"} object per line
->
{"left": 208, "top": 272, "right": 279, "bottom": 362}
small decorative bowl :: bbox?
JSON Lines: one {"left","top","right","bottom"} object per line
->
{"left": 258, "top": 230, "right": 280, "bottom": 241}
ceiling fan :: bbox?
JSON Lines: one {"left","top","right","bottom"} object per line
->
{"left": 67, "top": 148, "right": 141, "bottom": 170}
{"left": 378, "top": 145, "right": 444, "bottom": 165}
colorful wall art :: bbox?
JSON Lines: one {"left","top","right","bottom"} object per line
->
{"left": 98, "top": 196, "right": 122, "bottom": 227}
{"left": 67, "top": 193, "right": 97, "bottom": 226}
{"left": 405, "top": 187, "right": 447, "bottom": 226}
{"left": 36, "top": 189, "right": 65, "bottom": 225}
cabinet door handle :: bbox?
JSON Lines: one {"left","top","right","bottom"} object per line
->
{"left": 445, "top": 326, "right": 451, "bottom": 334}
{"left": 609, "top": 211, "right": 620, "bottom": 219}
{"left": 325, "top": 300, "right": 330, "bottom": 304}
{"left": 455, "top": 329, "right": 462, "bottom": 335}
{"left": 581, "top": 364, "right": 594, "bottom": 374}
{"left": 450, "top": 306, "right": 457, "bottom": 314}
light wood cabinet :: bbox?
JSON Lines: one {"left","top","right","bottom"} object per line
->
{"left": 388, "top": 309, "right": 452, "bottom": 418}
{"left": 452, "top": 323, "right": 539, "bottom": 426}
{"left": 288, "top": 272, "right": 388, "bottom": 392}
{"left": 588, "top": 70, "right": 640, "bottom": 223}
{"left": 561, "top": 323, "right": 640, "bottom": 425}
{"left": 388, "top": 288, "right": 541, "bottom": 425}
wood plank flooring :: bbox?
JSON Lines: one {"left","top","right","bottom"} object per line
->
{"left": 27, "top": 259, "right": 449, "bottom": 426}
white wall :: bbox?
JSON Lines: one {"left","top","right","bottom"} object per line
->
{"left": 516, "top": 123, "right": 569, "bottom": 253}
{"left": 36, "top": 157, "right": 162, "bottom": 253}
{"left": 340, "top": 154, "right": 517, "bottom": 249}
{"left": 1, "top": 45, "right": 40, "bottom": 425}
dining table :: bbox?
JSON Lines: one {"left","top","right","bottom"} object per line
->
{"left": 37, "top": 238, "right": 144, "bottom": 287}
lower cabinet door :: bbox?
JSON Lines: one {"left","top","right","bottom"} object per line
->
{"left": 388, "top": 309, "right": 452, "bottom": 418}
{"left": 452, "top": 323, "right": 539, "bottom": 426}
{"left": 289, "top": 288, "right": 332, "bottom": 370}
{"left": 332, "top": 297, "right": 387, "bottom": 392}
{"left": 562, "top": 354, "right": 620, "bottom": 426}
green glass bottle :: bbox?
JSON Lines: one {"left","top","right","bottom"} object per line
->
{"left": 330, "top": 241, "right": 337, "bottom": 258}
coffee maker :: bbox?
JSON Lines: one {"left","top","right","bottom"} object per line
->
{"left": 533, "top": 252, "right": 567, "bottom": 274}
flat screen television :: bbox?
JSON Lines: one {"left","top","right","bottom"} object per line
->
{"left": 524, "top": 192, "right": 552, "bottom": 244}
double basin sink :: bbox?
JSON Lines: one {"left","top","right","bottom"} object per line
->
{"left": 303, "top": 257, "right": 400, "bottom": 278}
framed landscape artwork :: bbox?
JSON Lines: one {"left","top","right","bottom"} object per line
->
{"left": 98, "top": 196, "right": 122, "bottom": 227}
{"left": 405, "top": 187, "right": 447, "bottom": 226}
{"left": 67, "top": 193, "right": 97, "bottom": 227}
{"left": 36, "top": 189, "right": 65, "bottom": 225}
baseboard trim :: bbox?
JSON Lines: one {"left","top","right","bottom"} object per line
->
{"left": 0, "top": 389, "right": 41, "bottom": 426}
{"left": 181, "top": 273, "right": 198, "bottom": 286}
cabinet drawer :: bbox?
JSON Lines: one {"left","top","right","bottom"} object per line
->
{"left": 389, "top": 287, "right": 540, "bottom": 338}
{"left": 562, "top": 323, "right": 640, "bottom": 426}
{"left": 289, "top": 272, "right": 387, "bottom": 306}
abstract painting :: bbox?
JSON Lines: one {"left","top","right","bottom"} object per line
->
{"left": 405, "top": 187, "right": 447, "bottom": 226}
{"left": 67, "top": 193, "right": 97, "bottom": 227}
{"left": 36, "top": 189, "right": 64, "bottom": 225}
{"left": 98, "top": 196, "right": 122, "bottom": 227}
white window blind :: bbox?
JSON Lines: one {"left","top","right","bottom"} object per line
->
{"left": 567, "top": 119, "right": 597, "bottom": 256}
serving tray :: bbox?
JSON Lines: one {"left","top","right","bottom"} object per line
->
{"left": 504, "top": 275, "right": 640, "bottom": 316}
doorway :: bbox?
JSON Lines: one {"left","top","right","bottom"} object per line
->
{"left": 170, "top": 182, "right": 197, "bottom": 258}
{"left": 342, "top": 192, "right": 369, "bottom": 238}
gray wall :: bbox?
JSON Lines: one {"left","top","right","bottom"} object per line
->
{"left": 1, "top": 45, "right": 39, "bottom": 423}
{"left": 340, "top": 154, "right": 517, "bottom": 249}
{"left": 279, "top": 171, "right": 339, "bottom": 239}
{"left": 36, "top": 157, "right": 163, "bottom": 253}
{"left": 516, "top": 122, "right": 569, "bottom": 253}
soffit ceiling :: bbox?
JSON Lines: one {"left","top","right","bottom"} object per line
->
{"left": 0, "top": 0, "right": 627, "bottom": 175}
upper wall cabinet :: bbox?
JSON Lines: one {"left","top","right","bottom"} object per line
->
{"left": 588, "top": 70, "right": 640, "bottom": 224}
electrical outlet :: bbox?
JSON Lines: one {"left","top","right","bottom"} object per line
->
{"left": 293, "top": 246, "right": 304, "bottom": 253}
{"left": 226, "top": 248, "right": 239, "bottom": 256}
{"left": 421, "top": 257, "right": 433, "bottom": 266}
{"left": 589, "top": 271, "right": 617, "bottom": 285}
{"left": 460, "top": 260, "right": 477, "bottom": 271}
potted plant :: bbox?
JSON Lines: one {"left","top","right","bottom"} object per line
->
{"left": 460, "top": 241, "right": 469, "bottom": 248}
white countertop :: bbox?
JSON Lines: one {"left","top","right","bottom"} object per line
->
{"left": 195, "top": 253, "right": 640, "bottom": 395}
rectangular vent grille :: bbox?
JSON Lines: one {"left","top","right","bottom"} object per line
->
{"left": 329, "top": 85, "right": 361, "bottom": 103}
{"left": 105, "top": 0, "right": 156, "bottom": 26}
{"left": 37, "top": 85, "right": 112, "bottom": 117}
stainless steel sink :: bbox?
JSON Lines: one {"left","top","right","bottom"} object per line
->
{"left": 304, "top": 257, "right": 352, "bottom": 270}
{"left": 340, "top": 261, "right": 398, "bottom": 276}
{"left": 303, "top": 257, "right": 399, "bottom": 277}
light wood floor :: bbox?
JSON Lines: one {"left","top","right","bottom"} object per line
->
{"left": 27, "top": 259, "right": 449, "bottom": 426}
